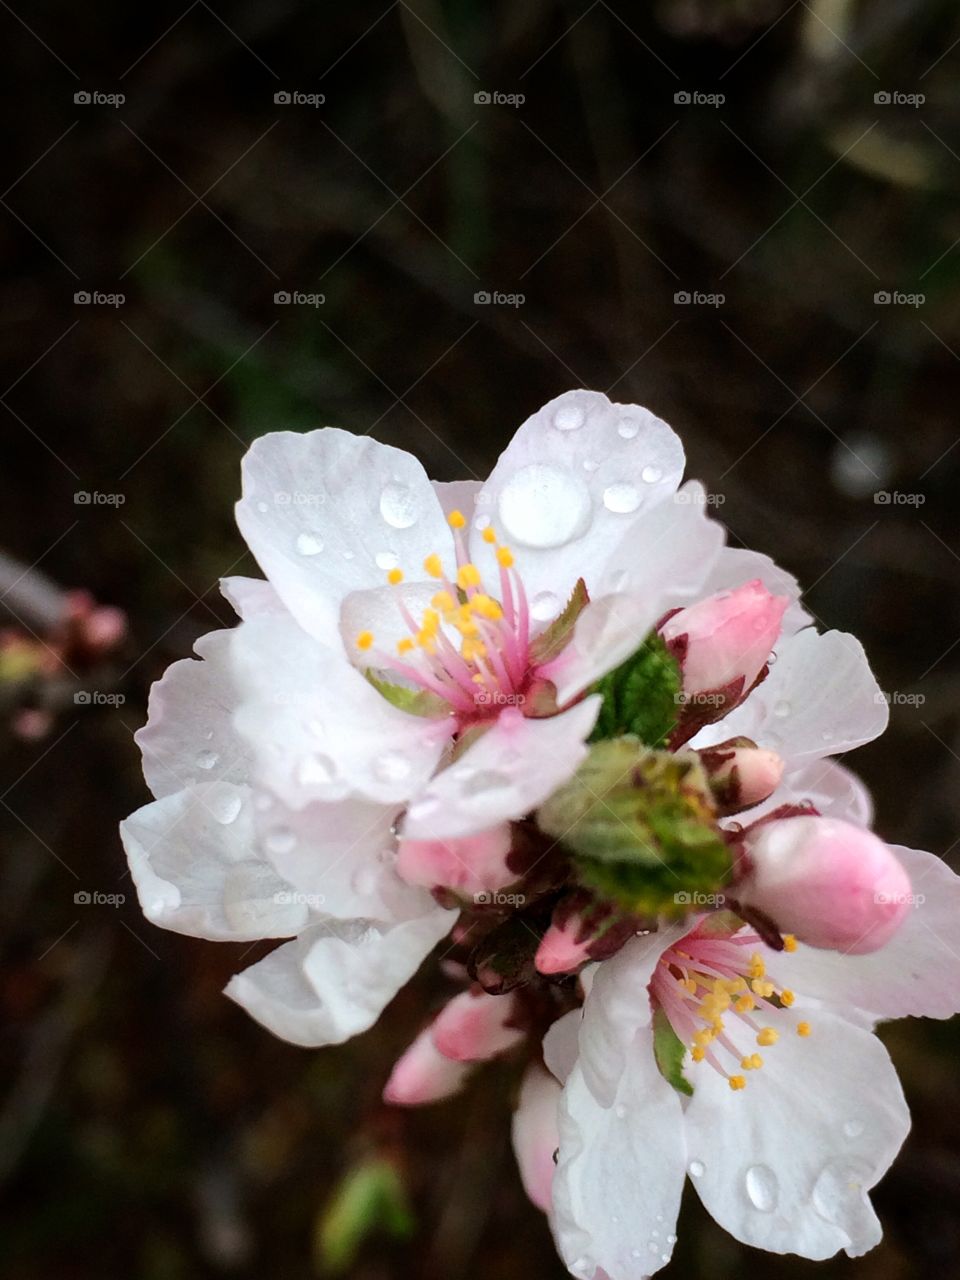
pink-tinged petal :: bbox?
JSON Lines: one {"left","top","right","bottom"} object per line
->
{"left": 469, "top": 391, "right": 685, "bottom": 607}
{"left": 696, "top": 546, "right": 811, "bottom": 639}
{"left": 383, "top": 1025, "right": 472, "bottom": 1106}
{"left": 120, "top": 783, "right": 307, "bottom": 941}
{"left": 433, "top": 479, "right": 483, "bottom": 525}
{"left": 236, "top": 428, "right": 454, "bottom": 640}
{"left": 683, "top": 1008, "right": 910, "bottom": 1260}
{"left": 231, "top": 614, "right": 450, "bottom": 809}
{"left": 661, "top": 580, "right": 788, "bottom": 699}
{"left": 136, "top": 629, "right": 253, "bottom": 799}
{"left": 339, "top": 579, "right": 463, "bottom": 663}
{"left": 396, "top": 824, "right": 514, "bottom": 896}
{"left": 543, "top": 1009, "right": 582, "bottom": 1085}
{"left": 545, "top": 482, "right": 725, "bottom": 704}
{"left": 553, "top": 1045, "right": 686, "bottom": 1280}
{"left": 737, "top": 816, "right": 912, "bottom": 954}
{"left": 225, "top": 909, "right": 455, "bottom": 1048}
{"left": 741, "top": 758, "right": 874, "bottom": 828}
{"left": 402, "top": 697, "right": 601, "bottom": 841}
{"left": 512, "top": 1065, "right": 563, "bottom": 1213}
{"left": 219, "top": 576, "right": 287, "bottom": 620}
{"left": 769, "top": 844, "right": 960, "bottom": 1022}
{"left": 699, "top": 740, "right": 785, "bottom": 814}
{"left": 697, "top": 630, "right": 887, "bottom": 763}
{"left": 430, "top": 989, "right": 524, "bottom": 1062}
{"left": 536, "top": 918, "right": 594, "bottom": 976}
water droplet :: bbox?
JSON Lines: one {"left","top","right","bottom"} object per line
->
{"left": 821, "top": 728, "right": 834, "bottom": 742}
{"left": 553, "top": 403, "right": 584, "bottom": 431}
{"left": 296, "top": 532, "right": 324, "bottom": 556}
{"left": 475, "top": 513, "right": 491, "bottom": 531}
{"left": 745, "top": 1164, "right": 779, "bottom": 1213}
{"left": 641, "top": 465, "right": 663, "bottom": 484}
{"left": 688, "top": 1160, "right": 705, "bottom": 1178}
{"left": 497, "top": 464, "right": 591, "bottom": 549}
{"left": 767, "top": 651, "right": 778, "bottom": 665}
{"left": 341, "top": 549, "right": 355, "bottom": 560}
{"left": 375, "top": 550, "right": 399, "bottom": 570}
{"left": 667, "top": 1234, "right": 677, "bottom": 1245}
{"left": 374, "top": 751, "right": 411, "bottom": 783}
{"left": 210, "top": 790, "right": 243, "bottom": 825}
{"left": 461, "top": 769, "right": 510, "bottom": 796}
{"left": 351, "top": 866, "right": 380, "bottom": 896}
{"left": 602, "top": 483, "right": 641, "bottom": 514}
{"left": 265, "top": 827, "right": 295, "bottom": 855}
{"left": 651, "top": 1229, "right": 659, "bottom": 1239}
{"left": 297, "top": 753, "right": 336, "bottom": 786}
{"left": 615, "top": 1104, "right": 627, "bottom": 1120}
{"left": 618, "top": 416, "right": 640, "bottom": 440}
{"left": 631, "top": 1249, "right": 642, "bottom": 1260}
{"left": 648, "top": 1242, "right": 660, "bottom": 1255}
{"left": 773, "top": 700, "right": 791, "bottom": 719}
{"left": 380, "top": 482, "right": 418, "bottom": 529}
{"left": 811, "top": 1159, "right": 870, "bottom": 1224}
{"left": 582, "top": 458, "right": 599, "bottom": 472}
{"left": 256, "top": 501, "right": 269, "bottom": 513}
{"left": 196, "top": 749, "right": 218, "bottom": 770}
{"left": 530, "top": 590, "right": 560, "bottom": 622}
{"left": 843, "top": 1118, "right": 864, "bottom": 1138}
{"left": 655, "top": 1214, "right": 663, "bottom": 1223}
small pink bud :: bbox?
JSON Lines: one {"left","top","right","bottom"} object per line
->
{"left": 395, "top": 824, "right": 515, "bottom": 896}
{"left": 383, "top": 1026, "right": 471, "bottom": 1106}
{"left": 430, "top": 989, "right": 525, "bottom": 1062}
{"left": 661, "top": 579, "right": 788, "bottom": 703}
{"left": 736, "top": 815, "right": 912, "bottom": 954}
{"left": 535, "top": 916, "right": 592, "bottom": 976}
{"left": 698, "top": 737, "right": 785, "bottom": 814}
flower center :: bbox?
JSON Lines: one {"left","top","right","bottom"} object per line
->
{"left": 355, "top": 510, "right": 533, "bottom": 718}
{"left": 650, "top": 923, "right": 811, "bottom": 1091}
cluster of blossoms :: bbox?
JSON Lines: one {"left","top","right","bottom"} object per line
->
{"left": 121, "top": 391, "right": 960, "bottom": 1277}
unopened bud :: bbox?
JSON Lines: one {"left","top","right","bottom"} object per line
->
{"left": 383, "top": 1026, "right": 471, "bottom": 1106}
{"left": 395, "top": 824, "right": 514, "bottom": 896}
{"left": 535, "top": 892, "right": 637, "bottom": 975}
{"left": 736, "top": 815, "right": 912, "bottom": 954}
{"left": 430, "top": 988, "right": 525, "bottom": 1062}
{"left": 511, "top": 1065, "right": 562, "bottom": 1213}
{"left": 698, "top": 737, "right": 785, "bottom": 814}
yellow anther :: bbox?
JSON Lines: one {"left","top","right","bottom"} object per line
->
{"left": 748, "top": 953, "right": 766, "bottom": 979}
{"left": 422, "top": 608, "right": 440, "bottom": 632}
{"left": 756, "top": 1027, "right": 779, "bottom": 1047}
{"left": 457, "top": 563, "right": 482, "bottom": 589}
{"left": 730, "top": 977, "right": 748, "bottom": 993}
{"left": 448, "top": 509, "right": 467, "bottom": 529}
{"left": 681, "top": 977, "right": 698, "bottom": 995}
{"left": 797, "top": 1021, "right": 812, "bottom": 1037}
{"left": 693, "top": 1028, "right": 715, "bottom": 1049}
{"left": 728, "top": 1075, "right": 747, "bottom": 1091}
{"left": 387, "top": 568, "right": 404, "bottom": 585}
{"left": 735, "top": 994, "right": 755, "bottom": 1014}
{"left": 780, "top": 989, "right": 795, "bottom": 1007}
{"left": 416, "top": 630, "right": 436, "bottom": 652}
{"left": 396, "top": 637, "right": 414, "bottom": 655}
{"left": 481, "top": 526, "right": 497, "bottom": 543}
{"left": 461, "top": 638, "right": 487, "bottom": 662}
{"left": 752, "top": 979, "right": 775, "bottom": 998}
{"left": 472, "top": 593, "right": 503, "bottom": 621}
{"left": 423, "top": 553, "right": 444, "bottom": 579}
{"left": 431, "top": 590, "right": 456, "bottom": 612}
{"left": 740, "top": 1056, "right": 758, "bottom": 1071}
{"left": 356, "top": 631, "right": 374, "bottom": 651}
{"left": 691, "top": 1046, "right": 706, "bottom": 1062}
{"left": 749, "top": 1053, "right": 764, "bottom": 1070}
{"left": 783, "top": 934, "right": 798, "bottom": 952}
{"left": 496, "top": 546, "right": 514, "bottom": 568}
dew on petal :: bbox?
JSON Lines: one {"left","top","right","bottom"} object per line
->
{"left": 745, "top": 1164, "right": 778, "bottom": 1213}
{"left": 641, "top": 465, "right": 663, "bottom": 484}
{"left": 553, "top": 403, "right": 585, "bottom": 431}
{"left": 688, "top": 1159, "right": 705, "bottom": 1178}
{"left": 530, "top": 590, "right": 561, "bottom": 622}
{"left": 256, "top": 501, "right": 269, "bottom": 513}
{"left": 380, "top": 482, "right": 419, "bottom": 529}
{"left": 497, "top": 464, "right": 591, "bottom": 549}
{"left": 811, "top": 1159, "right": 871, "bottom": 1224}
{"left": 297, "top": 753, "right": 336, "bottom": 785}
{"left": 265, "top": 827, "right": 295, "bottom": 855}
{"left": 602, "top": 483, "right": 641, "bottom": 514}
{"left": 196, "top": 749, "right": 219, "bottom": 770}
{"left": 373, "top": 751, "right": 411, "bottom": 783}
{"left": 773, "top": 700, "right": 791, "bottom": 719}
{"left": 296, "top": 533, "right": 324, "bottom": 556}
{"left": 461, "top": 768, "right": 510, "bottom": 795}
{"left": 210, "top": 790, "right": 243, "bottom": 825}
{"left": 375, "top": 550, "right": 400, "bottom": 570}
{"left": 614, "top": 1104, "right": 627, "bottom": 1120}
{"left": 843, "top": 1119, "right": 865, "bottom": 1139}
{"left": 618, "top": 417, "right": 640, "bottom": 440}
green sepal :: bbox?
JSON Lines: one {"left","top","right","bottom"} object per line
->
{"left": 315, "top": 1158, "right": 415, "bottom": 1274}
{"left": 652, "top": 1007, "right": 693, "bottom": 1096}
{"left": 528, "top": 578, "right": 589, "bottom": 667}
{"left": 588, "top": 633, "right": 681, "bottom": 747}
{"left": 365, "top": 670, "right": 448, "bottom": 718}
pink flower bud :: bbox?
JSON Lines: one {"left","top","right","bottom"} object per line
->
{"left": 535, "top": 916, "right": 593, "bottom": 976}
{"left": 736, "top": 815, "right": 912, "bottom": 954}
{"left": 698, "top": 737, "right": 785, "bottom": 814}
{"left": 430, "top": 989, "right": 525, "bottom": 1062}
{"left": 535, "top": 893, "right": 638, "bottom": 976}
{"left": 395, "top": 824, "right": 514, "bottom": 896}
{"left": 383, "top": 1026, "right": 471, "bottom": 1106}
{"left": 661, "top": 579, "right": 788, "bottom": 703}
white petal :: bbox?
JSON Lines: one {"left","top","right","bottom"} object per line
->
{"left": 546, "top": 483, "right": 725, "bottom": 704}
{"left": 401, "top": 697, "right": 601, "bottom": 841}
{"left": 512, "top": 1064, "right": 563, "bottom": 1213}
{"left": 700, "top": 630, "right": 887, "bottom": 763}
{"left": 553, "top": 1045, "right": 686, "bottom": 1279}
{"left": 236, "top": 428, "right": 453, "bottom": 640}
{"left": 697, "top": 547, "right": 810, "bottom": 639}
{"left": 543, "top": 1008, "right": 582, "bottom": 1084}
{"left": 225, "top": 908, "right": 455, "bottom": 1048}
{"left": 773, "top": 844, "right": 960, "bottom": 1022}
{"left": 136, "top": 629, "right": 252, "bottom": 799}
{"left": 739, "top": 759, "right": 874, "bottom": 827}
{"left": 469, "top": 391, "right": 685, "bottom": 605}
{"left": 220, "top": 575, "right": 287, "bottom": 619}
{"left": 120, "top": 782, "right": 307, "bottom": 941}
{"left": 683, "top": 1008, "right": 909, "bottom": 1260}
{"left": 433, "top": 479, "right": 483, "bottom": 524}
{"left": 231, "top": 614, "right": 450, "bottom": 808}
{"left": 339, "top": 579, "right": 463, "bottom": 662}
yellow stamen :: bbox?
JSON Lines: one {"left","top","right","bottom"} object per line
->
{"left": 783, "top": 934, "right": 798, "bottom": 952}
{"left": 356, "top": 631, "right": 374, "bottom": 651}
{"left": 691, "top": 1045, "right": 705, "bottom": 1062}
{"left": 780, "top": 989, "right": 795, "bottom": 1007}
{"left": 481, "top": 526, "right": 497, "bottom": 543}
{"left": 728, "top": 1075, "right": 747, "bottom": 1091}
{"left": 748, "top": 953, "right": 766, "bottom": 980}
{"left": 472, "top": 593, "right": 503, "bottom": 621}
{"left": 749, "top": 1053, "right": 763, "bottom": 1070}
{"left": 431, "top": 590, "right": 455, "bottom": 612}
{"left": 752, "top": 979, "right": 775, "bottom": 998}
{"left": 797, "top": 1021, "right": 812, "bottom": 1037}
{"left": 734, "top": 994, "right": 755, "bottom": 1014}
{"left": 448, "top": 509, "right": 466, "bottom": 529}
{"left": 756, "top": 1027, "right": 779, "bottom": 1047}
{"left": 396, "top": 637, "right": 414, "bottom": 655}
{"left": 457, "top": 564, "right": 482, "bottom": 589}
{"left": 423, "top": 553, "right": 444, "bottom": 579}
{"left": 496, "top": 546, "right": 514, "bottom": 568}
{"left": 387, "top": 568, "right": 403, "bottom": 586}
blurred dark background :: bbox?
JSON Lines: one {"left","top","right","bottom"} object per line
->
{"left": 2, "top": 0, "right": 960, "bottom": 1276}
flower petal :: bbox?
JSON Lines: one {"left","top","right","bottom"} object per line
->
{"left": 236, "top": 428, "right": 453, "bottom": 640}
{"left": 433, "top": 479, "right": 483, "bottom": 523}
{"left": 220, "top": 576, "right": 287, "bottom": 620}
{"left": 383, "top": 1025, "right": 472, "bottom": 1106}
{"left": 696, "top": 546, "right": 810, "bottom": 639}
{"left": 683, "top": 1008, "right": 909, "bottom": 1260}
{"left": 740, "top": 758, "right": 874, "bottom": 828}
{"left": 553, "top": 1046, "right": 686, "bottom": 1279}
{"left": 225, "top": 908, "right": 455, "bottom": 1048}
{"left": 401, "top": 697, "right": 601, "bottom": 841}
{"left": 231, "top": 614, "right": 450, "bottom": 809}
{"left": 512, "top": 1064, "right": 563, "bottom": 1213}
{"left": 543, "top": 1008, "right": 583, "bottom": 1085}
{"left": 470, "top": 391, "right": 685, "bottom": 605}
{"left": 120, "top": 782, "right": 308, "bottom": 941}
{"left": 136, "top": 630, "right": 252, "bottom": 799}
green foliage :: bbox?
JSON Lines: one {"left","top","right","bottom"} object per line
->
{"left": 652, "top": 1008, "right": 693, "bottom": 1096}
{"left": 364, "top": 671, "right": 448, "bottom": 718}
{"left": 316, "top": 1159, "right": 414, "bottom": 1275}
{"left": 588, "top": 633, "right": 681, "bottom": 748}
{"left": 528, "top": 578, "right": 590, "bottom": 666}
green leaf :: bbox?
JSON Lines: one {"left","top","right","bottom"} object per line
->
{"left": 315, "top": 1159, "right": 414, "bottom": 1275}
{"left": 528, "top": 577, "right": 589, "bottom": 666}
{"left": 652, "top": 1007, "right": 693, "bottom": 1096}
{"left": 365, "top": 671, "right": 449, "bottom": 718}
{"left": 588, "top": 633, "right": 681, "bottom": 748}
